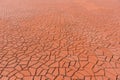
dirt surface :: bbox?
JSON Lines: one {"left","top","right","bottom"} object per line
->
{"left": 0, "top": 0, "right": 120, "bottom": 80}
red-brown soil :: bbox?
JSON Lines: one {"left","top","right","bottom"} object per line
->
{"left": 0, "top": 0, "right": 120, "bottom": 80}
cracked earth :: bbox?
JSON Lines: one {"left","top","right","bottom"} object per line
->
{"left": 0, "top": 0, "right": 120, "bottom": 80}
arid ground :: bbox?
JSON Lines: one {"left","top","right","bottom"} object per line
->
{"left": 0, "top": 0, "right": 120, "bottom": 80}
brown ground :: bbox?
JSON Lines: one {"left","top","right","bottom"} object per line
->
{"left": 0, "top": 0, "right": 120, "bottom": 80}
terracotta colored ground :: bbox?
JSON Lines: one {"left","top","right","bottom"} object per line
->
{"left": 0, "top": 0, "right": 120, "bottom": 80}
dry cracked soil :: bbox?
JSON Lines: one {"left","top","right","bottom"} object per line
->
{"left": 0, "top": 0, "right": 120, "bottom": 80}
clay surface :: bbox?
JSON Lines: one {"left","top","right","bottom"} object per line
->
{"left": 0, "top": 0, "right": 120, "bottom": 80}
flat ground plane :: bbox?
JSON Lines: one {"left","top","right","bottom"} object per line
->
{"left": 0, "top": 0, "right": 120, "bottom": 80}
